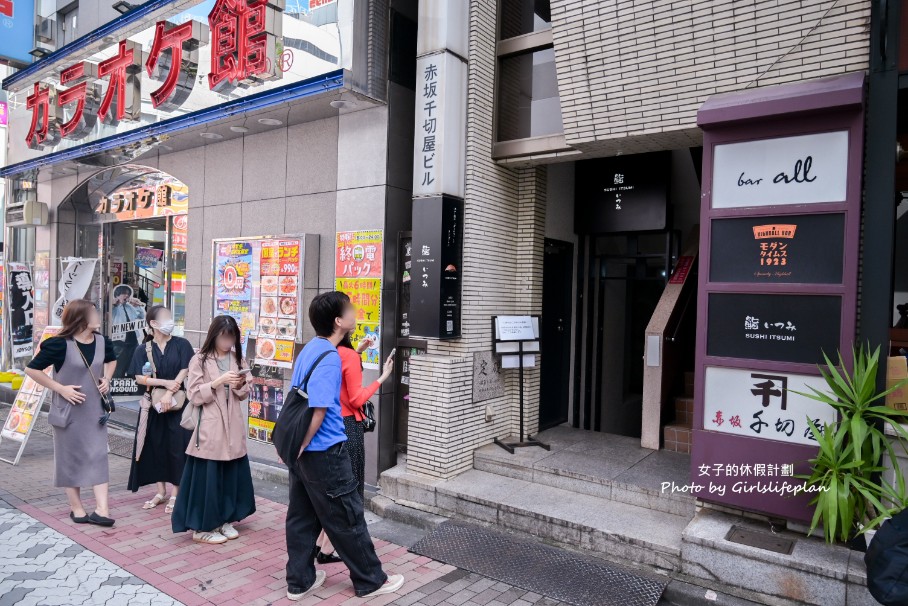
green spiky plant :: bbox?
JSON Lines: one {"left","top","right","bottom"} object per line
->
{"left": 793, "top": 344, "right": 908, "bottom": 543}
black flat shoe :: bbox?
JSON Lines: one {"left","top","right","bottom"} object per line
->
{"left": 315, "top": 548, "right": 343, "bottom": 564}
{"left": 69, "top": 512, "right": 90, "bottom": 524}
{"left": 87, "top": 512, "right": 115, "bottom": 527}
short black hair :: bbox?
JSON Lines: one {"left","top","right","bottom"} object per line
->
{"left": 309, "top": 291, "right": 351, "bottom": 338}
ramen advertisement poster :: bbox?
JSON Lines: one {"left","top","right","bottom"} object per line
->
{"left": 255, "top": 240, "right": 301, "bottom": 369}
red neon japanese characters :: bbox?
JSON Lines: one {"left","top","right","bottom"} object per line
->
{"left": 25, "top": 82, "right": 58, "bottom": 149}
{"left": 58, "top": 62, "right": 99, "bottom": 139}
{"left": 98, "top": 40, "right": 141, "bottom": 125}
{"left": 20, "top": 0, "right": 283, "bottom": 150}
{"left": 146, "top": 21, "right": 205, "bottom": 110}
{"left": 0, "top": 0, "right": 13, "bottom": 18}
{"left": 208, "top": 0, "right": 281, "bottom": 92}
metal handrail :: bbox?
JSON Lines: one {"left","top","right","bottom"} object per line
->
{"left": 665, "top": 284, "right": 695, "bottom": 344}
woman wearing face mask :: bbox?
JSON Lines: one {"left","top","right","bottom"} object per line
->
{"left": 172, "top": 315, "right": 255, "bottom": 545}
{"left": 127, "top": 306, "right": 194, "bottom": 514}
{"left": 24, "top": 300, "right": 117, "bottom": 526}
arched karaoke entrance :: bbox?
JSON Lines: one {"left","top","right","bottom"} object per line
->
{"left": 56, "top": 165, "right": 189, "bottom": 398}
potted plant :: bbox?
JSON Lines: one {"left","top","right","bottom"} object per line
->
{"left": 795, "top": 344, "right": 908, "bottom": 545}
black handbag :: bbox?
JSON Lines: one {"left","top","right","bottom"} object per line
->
{"left": 272, "top": 350, "right": 334, "bottom": 467}
{"left": 75, "top": 338, "right": 115, "bottom": 425}
{"left": 362, "top": 401, "right": 376, "bottom": 432}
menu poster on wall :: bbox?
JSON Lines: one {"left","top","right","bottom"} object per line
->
{"left": 255, "top": 240, "right": 301, "bottom": 369}
{"left": 335, "top": 231, "right": 384, "bottom": 369}
{"left": 709, "top": 214, "right": 845, "bottom": 284}
{"left": 8, "top": 263, "right": 34, "bottom": 359}
{"left": 706, "top": 293, "right": 842, "bottom": 365}
{"left": 247, "top": 364, "right": 284, "bottom": 444}
{"left": 1, "top": 327, "right": 62, "bottom": 444}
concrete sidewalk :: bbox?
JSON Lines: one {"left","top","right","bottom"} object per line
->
{"left": 0, "top": 430, "right": 566, "bottom": 606}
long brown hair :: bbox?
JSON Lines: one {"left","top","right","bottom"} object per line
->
{"left": 198, "top": 315, "right": 243, "bottom": 367}
{"left": 56, "top": 299, "right": 99, "bottom": 339}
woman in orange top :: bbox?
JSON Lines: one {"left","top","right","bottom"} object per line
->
{"left": 338, "top": 335, "right": 394, "bottom": 497}
{"left": 315, "top": 335, "right": 393, "bottom": 564}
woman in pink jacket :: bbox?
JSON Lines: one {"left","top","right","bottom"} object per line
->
{"left": 171, "top": 315, "right": 255, "bottom": 545}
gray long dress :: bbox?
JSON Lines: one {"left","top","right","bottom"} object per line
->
{"left": 49, "top": 337, "right": 110, "bottom": 488}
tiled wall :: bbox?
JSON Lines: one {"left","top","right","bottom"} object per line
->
{"left": 549, "top": 0, "right": 871, "bottom": 156}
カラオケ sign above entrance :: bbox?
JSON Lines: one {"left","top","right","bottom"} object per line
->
{"left": 3, "top": 0, "right": 349, "bottom": 166}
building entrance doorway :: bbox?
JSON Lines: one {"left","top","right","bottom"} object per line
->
{"left": 540, "top": 238, "right": 573, "bottom": 429}
{"left": 574, "top": 231, "right": 680, "bottom": 437}
{"left": 55, "top": 165, "right": 189, "bottom": 400}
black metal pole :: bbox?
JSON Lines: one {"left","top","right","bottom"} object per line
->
{"left": 861, "top": 0, "right": 901, "bottom": 391}
{"left": 518, "top": 340, "right": 524, "bottom": 441}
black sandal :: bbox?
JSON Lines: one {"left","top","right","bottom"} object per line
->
{"left": 88, "top": 512, "right": 115, "bottom": 527}
{"left": 315, "top": 548, "right": 343, "bottom": 564}
{"left": 69, "top": 512, "right": 90, "bottom": 524}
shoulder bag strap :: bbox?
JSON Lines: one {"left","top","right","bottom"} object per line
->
{"left": 75, "top": 340, "right": 106, "bottom": 402}
{"left": 145, "top": 342, "right": 157, "bottom": 379}
{"left": 297, "top": 350, "right": 334, "bottom": 393}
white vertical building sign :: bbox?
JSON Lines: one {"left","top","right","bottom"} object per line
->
{"left": 413, "top": 52, "right": 466, "bottom": 199}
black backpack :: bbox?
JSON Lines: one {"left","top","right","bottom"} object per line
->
{"left": 866, "top": 508, "right": 908, "bottom": 605}
{"left": 272, "top": 350, "right": 333, "bottom": 468}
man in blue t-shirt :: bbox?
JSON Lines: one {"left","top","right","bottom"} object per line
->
{"left": 284, "top": 291, "right": 403, "bottom": 601}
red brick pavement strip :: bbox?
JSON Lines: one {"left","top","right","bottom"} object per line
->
{"left": 0, "top": 467, "right": 456, "bottom": 606}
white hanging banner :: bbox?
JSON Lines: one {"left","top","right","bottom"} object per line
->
{"left": 51, "top": 258, "right": 97, "bottom": 324}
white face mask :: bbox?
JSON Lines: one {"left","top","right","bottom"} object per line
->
{"left": 155, "top": 319, "right": 175, "bottom": 335}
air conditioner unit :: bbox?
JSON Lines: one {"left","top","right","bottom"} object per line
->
{"left": 35, "top": 16, "right": 55, "bottom": 44}
{"left": 6, "top": 201, "right": 49, "bottom": 227}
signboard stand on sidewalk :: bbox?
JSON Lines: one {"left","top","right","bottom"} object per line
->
{"left": 0, "top": 327, "right": 61, "bottom": 465}
{"left": 492, "top": 316, "right": 550, "bottom": 454}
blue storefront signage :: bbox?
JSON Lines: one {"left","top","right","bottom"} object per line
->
{"left": 0, "top": 0, "right": 35, "bottom": 66}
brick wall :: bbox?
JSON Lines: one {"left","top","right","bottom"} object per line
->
{"left": 549, "top": 0, "right": 871, "bottom": 156}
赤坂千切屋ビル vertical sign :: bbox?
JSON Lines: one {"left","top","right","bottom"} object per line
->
{"left": 7, "top": 263, "right": 34, "bottom": 359}
{"left": 335, "top": 231, "right": 383, "bottom": 369}
{"left": 410, "top": 195, "right": 463, "bottom": 339}
{"left": 693, "top": 73, "right": 864, "bottom": 522}
{"left": 413, "top": 53, "right": 466, "bottom": 199}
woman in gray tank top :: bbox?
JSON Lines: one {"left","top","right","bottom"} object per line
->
{"left": 25, "top": 300, "right": 118, "bottom": 526}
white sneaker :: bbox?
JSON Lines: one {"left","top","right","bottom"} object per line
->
{"left": 192, "top": 531, "right": 228, "bottom": 544}
{"left": 287, "top": 570, "right": 326, "bottom": 601}
{"left": 219, "top": 522, "right": 239, "bottom": 540}
{"left": 361, "top": 574, "right": 405, "bottom": 597}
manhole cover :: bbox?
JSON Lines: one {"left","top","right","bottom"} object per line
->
{"left": 725, "top": 525, "right": 795, "bottom": 554}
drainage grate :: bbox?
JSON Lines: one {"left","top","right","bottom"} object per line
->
{"left": 725, "top": 525, "right": 795, "bottom": 554}
{"left": 409, "top": 521, "right": 666, "bottom": 606}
